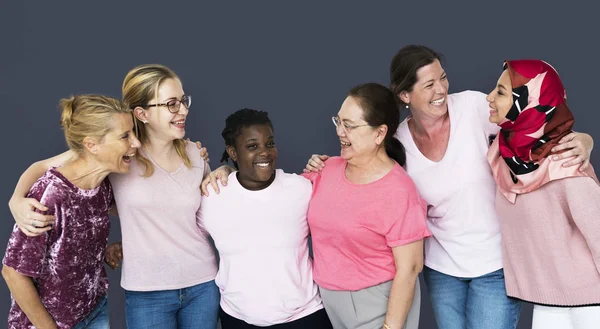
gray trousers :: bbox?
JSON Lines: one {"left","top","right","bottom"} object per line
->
{"left": 319, "top": 279, "right": 420, "bottom": 329}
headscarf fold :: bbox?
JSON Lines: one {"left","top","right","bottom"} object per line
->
{"left": 487, "top": 60, "right": 591, "bottom": 203}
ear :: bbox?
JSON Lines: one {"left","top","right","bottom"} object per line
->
{"left": 83, "top": 136, "right": 99, "bottom": 154}
{"left": 226, "top": 145, "right": 237, "bottom": 162}
{"left": 398, "top": 91, "right": 411, "bottom": 106}
{"left": 134, "top": 106, "right": 148, "bottom": 123}
{"left": 375, "top": 124, "right": 389, "bottom": 145}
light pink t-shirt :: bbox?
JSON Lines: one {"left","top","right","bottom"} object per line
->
{"left": 304, "top": 157, "right": 431, "bottom": 291}
{"left": 109, "top": 141, "right": 218, "bottom": 291}
{"left": 198, "top": 170, "right": 323, "bottom": 326}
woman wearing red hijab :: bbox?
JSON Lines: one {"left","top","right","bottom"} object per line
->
{"left": 487, "top": 60, "right": 600, "bottom": 329}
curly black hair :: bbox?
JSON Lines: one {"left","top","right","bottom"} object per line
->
{"left": 220, "top": 108, "right": 273, "bottom": 168}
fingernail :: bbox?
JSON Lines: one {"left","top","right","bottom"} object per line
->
{"left": 553, "top": 156, "right": 558, "bottom": 161}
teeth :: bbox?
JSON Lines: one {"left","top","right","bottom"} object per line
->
{"left": 172, "top": 121, "right": 185, "bottom": 124}
{"left": 431, "top": 98, "right": 444, "bottom": 105}
{"left": 256, "top": 162, "right": 270, "bottom": 167}
{"left": 341, "top": 141, "right": 351, "bottom": 146}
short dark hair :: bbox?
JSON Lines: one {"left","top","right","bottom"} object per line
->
{"left": 348, "top": 83, "right": 406, "bottom": 166}
{"left": 220, "top": 108, "right": 273, "bottom": 168}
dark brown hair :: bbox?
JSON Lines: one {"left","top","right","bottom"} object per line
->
{"left": 389, "top": 45, "right": 443, "bottom": 106}
{"left": 348, "top": 83, "right": 405, "bottom": 166}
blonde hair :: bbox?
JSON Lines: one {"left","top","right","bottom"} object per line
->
{"left": 122, "top": 64, "right": 191, "bottom": 177}
{"left": 59, "top": 95, "right": 131, "bottom": 154}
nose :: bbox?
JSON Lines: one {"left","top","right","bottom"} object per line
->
{"left": 177, "top": 102, "right": 189, "bottom": 115}
{"left": 486, "top": 92, "right": 494, "bottom": 103}
{"left": 434, "top": 80, "right": 447, "bottom": 94}
{"left": 335, "top": 124, "right": 346, "bottom": 138}
{"left": 131, "top": 134, "right": 142, "bottom": 148}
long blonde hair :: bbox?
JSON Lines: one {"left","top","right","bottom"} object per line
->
{"left": 122, "top": 64, "right": 191, "bottom": 177}
{"left": 60, "top": 95, "right": 131, "bottom": 154}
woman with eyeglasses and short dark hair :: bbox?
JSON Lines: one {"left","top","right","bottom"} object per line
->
{"left": 8, "top": 65, "right": 219, "bottom": 329}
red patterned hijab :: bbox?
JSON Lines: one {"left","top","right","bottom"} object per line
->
{"left": 487, "top": 59, "right": 591, "bottom": 202}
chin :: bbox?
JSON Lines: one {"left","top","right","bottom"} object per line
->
{"left": 340, "top": 148, "right": 353, "bottom": 160}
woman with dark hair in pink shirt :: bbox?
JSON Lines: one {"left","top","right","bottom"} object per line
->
{"left": 486, "top": 59, "right": 600, "bottom": 329}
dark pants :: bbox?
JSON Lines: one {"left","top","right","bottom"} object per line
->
{"left": 219, "top": 308, "right": 332, "bottom": 329}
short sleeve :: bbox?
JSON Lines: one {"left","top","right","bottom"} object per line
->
{"left": 2, "top": 225, "right": 49, "bottom": 278}
{"left": 384, "top": 197, "right": 431, "bottom": 248}
{"left": 3, "top": 174, "right": 57, "bottom": 278}
{"left": 300, "top": 171, "right": 319, "bottom": 184}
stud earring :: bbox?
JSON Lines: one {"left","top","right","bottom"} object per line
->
{"left": 405, "top": 104, "right": 409, "bottom": 109}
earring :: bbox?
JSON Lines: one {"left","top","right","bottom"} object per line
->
{"left": 405, "top": 104, "right": 409, "bottom": 109}
{"left": 142, "top": 120, "right": 147, "bottom": 124}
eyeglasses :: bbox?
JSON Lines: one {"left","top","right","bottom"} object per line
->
{"left": 331, "top": 116, "right": 369, "bottom": 132}
{"left": 146, "top": 95, "right": 191, "bottom": 113}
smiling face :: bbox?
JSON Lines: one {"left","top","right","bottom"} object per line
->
{"left": 136, "top": 78, "right": 189, "bottom": 142}
{"left": 398, "top": 59, "right": 449, "bottom": 119}
{"left": 486, "top": 70, "right": 514, "bottom": 124}
{"left": 336, "top": 96, "right": 376, "bottom": 161}
{"left": 94, "top": 113, "right": 142, "bottom": 173}
{"left": 227, "top": 123, "right": 278, "bottom": 190}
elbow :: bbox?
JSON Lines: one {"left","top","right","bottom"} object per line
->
{"left": 396, "top": 258, "right": 424, "bottom": 278}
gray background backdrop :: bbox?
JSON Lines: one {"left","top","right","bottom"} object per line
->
{"left": 1, "top": 1, "right": 598, "bottom": 328}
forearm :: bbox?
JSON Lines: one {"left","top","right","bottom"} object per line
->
{"left": 2, "top": 266, "right": 57, "bottom": 329}
{"left": 384, "top": 270, "right": 419, "bottom": 329}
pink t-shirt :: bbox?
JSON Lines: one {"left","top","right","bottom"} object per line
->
{"left": 198, "top": 170, "right": 323, "bottom": 326}
{"left": 108, "top": 141, "right": 218, "bottom": 291}
{"left": 304, "top": 157, "right": 431, "bottom": 291}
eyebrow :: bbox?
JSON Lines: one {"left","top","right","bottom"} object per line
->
{"left": 160, "top": 95, "right": 185, "bottom": 102}
{"left": 422, "top": 71, "right": 446, "bottom": 85}
{"left": 340, "top": 117, "right": 358, "bottom": 124}
{"left": 498, "top": 84, "right": 508, "bottom": 91}
{"left": 244, "top": 136, "right": 275, "bottom": 142}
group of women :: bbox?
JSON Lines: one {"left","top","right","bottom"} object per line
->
{"left": 2, "top": 44, "right": 599, "bottom": 329}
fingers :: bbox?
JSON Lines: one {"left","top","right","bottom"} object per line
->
{"left": 557, "top": 132, "right": 576, "bottom": 144}
{"left": 552, "top": 149, "right": 578, "bottom": 161}
{"left": 105, "top": 243, "right": 123, "bottom": 270}
{"left": 552, "top": 141, "right": 578, "bottom": 153}
{"left": 29, "top": 213, "right": 55, "bottom": 227}
{"left": 18, "top": 225, "right": 50, "bottom": 237}
{"left": 579, "top": 159, "right": 590, "bottom": 172}
{"left": 220, "top": 173, "right": 229, "bottom": 186}
{"left": 200, "top": 178, "right": 211, "bottom": 197}
{"left": 200, "top": 147, "right": 210, "bottom": 162}
{"left": 210, "top": 175, "right": 221, "bottom": 195}
{"left": 194, "top": 141, "right": 202, "bottom": 149}
{"left": 28, "top": 199, "right": 48, "bottom": 212}
{"left": 318, "top": 155, "right": 330, "bottom": 161}
{"left": 560, "top": 154, "right": 583, "bottom": 168}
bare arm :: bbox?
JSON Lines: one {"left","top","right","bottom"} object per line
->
{"left": 384, "top": 240, "right": 424, "bottom": 329}
{"left": 1, "top": 266, "right": 57, "bottom": 329}
{"left": 8, "top": 150, "right": 77, "bottom": 236}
